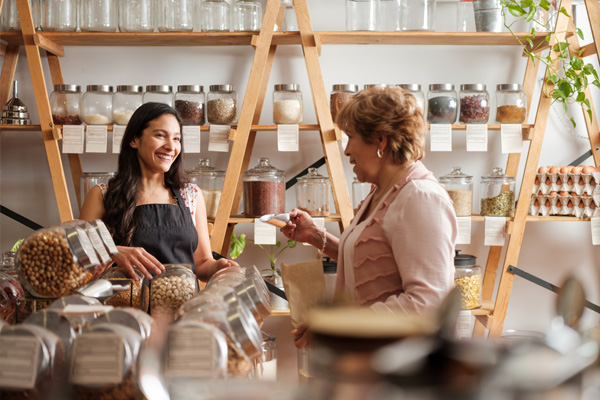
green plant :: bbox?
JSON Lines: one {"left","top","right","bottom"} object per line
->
{"left": 229, "top": 232, "right": 296, "bottom": 276}
{"left": 10, "top": 239, "right": 24, "bottom": 253}
{"left": 501, "top": 0, "right": 600, "bottom": 127}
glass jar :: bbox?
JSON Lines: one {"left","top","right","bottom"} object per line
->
{"left": 40, "top": 0, "right": 77, "bottom": 31}
{"left": 16, "top": 224, "right": 100, "bottom": 298}
{"left": 401, "top": 0, "right": 436, "bottom": 31}
{"left": 119, "top": 0, "right": 155, "bottom": 32}
{"left": 100, "top": 266, "right": 145, "bottom": 309}
{"left": 296, "top": 168, "right": 331, "bottom": 217}
{"left": 397, "top": 83, "right": 425, "bottom": 115}
{"left": 0, "top": 251, "right": 25, "bottom": 325}
{"left": 378, "top": 0, "right": 400, "bottom": 31}
{"left": 459, "top": 84, "right": 490, "bottom": 124}
{"left": 346, "top": 0, "right": 378, "bottom": 31}
{"left": 92, "top": 308, "right": 154, "bottom": 339}
{"left": 201, "top": 0, "right": 231, "bottom": 32}
{"left": 454, "top": 252, "right": 482, "bottom": 309}
{"left": 243, "top": 158, "right": 285, "bottom": 217}
{"left": 81, "top": 172, "right": 115, "bottom": 205}
{"left": 206, "top": 84, "right": 237, "bottom": 125}
{"left": 79, "top": 0, "right": 118, "bottom": 32}
{"left": 113, "top": 85, "right": 144, "bottom": 125}
{"left": 439, "top": 166, "right": 473, "bottom": 217}
{"left": 187, "top": 158, "right": 225, "bottom": 219}
{"left": 480, "top": 167, "right": 516, "bottom": 217}
{"left": 157, "top": 0, "right": 195, "bottom": 32}
{"left": 257, "top": 331, "right": 277, "bottom": 380}
{"left": 82, "top": 85, "right": 114, "bottom": 125}
{"left": 143, "top": 85, "right": 174, "bottom": 106}
{"left": 427, "top": 83, "right": 458, "bottom": 124}
{"left": 0, "top": 0, "right": 21, "bottom": 31}
{"left": 330, "top": 84, "right": 358, "bottom": 123}
{"left": 141, "top": 264, "right": 199, "bottom": 316}
{"left": 352, "top": 176, "right": 371, "bottom": 213}
{"left": 456, "top": 0, "right": 475, "bottom": 32}
{"left": 24, "top": 309, "right": 77, "bottom": 354}
{"left": 273, "top": 84, "right": 303, "bottom": 124}
{"left": 495, "top": 83, "right": 527, "bottom": 124}
{"left": 233, "top": 0, "right": 262, "bottom": 31}
{"left": 175, "top": 85, "right": 205, "bottom": 125}
{"left": 50, "top": 84, "right": 82, "bottom": 125}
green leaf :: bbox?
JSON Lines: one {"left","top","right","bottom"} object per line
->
{"left": 548, "top": 74, "right": 558, "bottom": 84}
{"left": 275, "top": 241, "right": 282, "bottom": 249}
{"left": 539, "top": 0, "right": 550, "bottom": 11}
{"left": 553, "top": 42, "right": 569, "bottom": 52}
{"left": 571, "top": 57, "right": 584, "bottom": 71}
{"left": 229, "top": 233, "right": 246, "bottom": 259}
{"left": 525, "top": 37, "right": 534, "bottom": 48}
{"left": 559, "top": 7, "right": 570, "bottom": 17}
{"left": 576, "top": 28, "right": 584, "bottom": 40}
{"left": 569, "top": 117, "right": 576, "bottom": 128}
{"left": 288, "top": 240, "right": 297, "bottom": 248}
{"left": 576, "top": 92, "right": 586, "bottom": 102}
{"left": 10, "top": 239, "right": 24, "bottom": 253}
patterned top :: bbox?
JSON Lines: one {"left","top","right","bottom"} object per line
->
{"left": 97, "top": 183, "right": 200, "bottom": 226}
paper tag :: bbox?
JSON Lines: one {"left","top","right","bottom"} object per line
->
{"left": 85, "top": 125, "right": 108, "bottom": 153}
{"left": 208, "top": 125, "right": 230, "bottom": 152}
{"left": 500, "top": 124, "right": 523, "bottom": 153}
{"left": 484, "top": 217, "right": 506, "bottom": 246}
{"left": 70, "top": 332, "right": 124, "bottom": 385}
{"left": 466, "top": 124, "right": 488, "bottom": 152}
{"left": 85, "top": 226, "right": 111, "bottom": 263}
{"left": 0, "top": 336, "right": 40, "bottom": 389}
{"left": 164, "top": 327, "right": 218, "bottom": 378}
{"left": 62, "top": 125, "right": 85, "bottom": 153}
{"left": 112, "top": 125, "right": 126, "bottom": 153}
{"left": 277, "top": 124, "right": 299, "bottom": 152}
{"left": 60, "top": 304, "right": 113, "bottom": 315}
{"left": 455, "top": 216, "right": 472, "bottom": 244}
{"left": 304, "top": 217, "right": 325, "bottom": 246}
{"left": 182, "top": 126, "right": 201, "bottom": 153}
{"left": 591, "top": 217, "right": 600, "bottom": 245}
{"left": 457, "top": 310, "right": 474, "bottom": 339}
{"left": 254, "top": 219, "right": 277, "bottom": 245}
{"left": 430, "top": 124, "right": 452, "bottom": 152}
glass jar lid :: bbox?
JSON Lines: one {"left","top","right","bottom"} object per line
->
{"left": 439, "top": 166, "right": 473, "bottom": 184}
{"left": 454, "top": 251, "right": 477, "bottom": 267}
{"left": 243, "top": 157, "right": 284, "bottom": 178}
{"left": 116, "top": 85, "right": 143, "bottom": 93}
{"left": 66, "top": 225, "right": 101, "bottom": 270}
{"left": 397, "top": 84, "right": 421, "bottom": 91}
{"left": 297, "top": 167, "right": 328, "bottom": 183}
{"left": 86, "top": 85, "right": 113, "bottom": 93}
{"left": 274, "top": 83, "right": 300, "bottom": 92}
{"left": 209, "top": 84, "right": 235, "bottom": 92}
{"left": 481, "top": 167, "right": 515, "bottom": 183}
{"left": 332, "top": 84, "right": 358, "bottom": 92}
{"left": 460, "top": 84, "right": 486, "bottom": 91}
{"left": 81, "top": 172, "right": 115, "bottom": 178}
{"left": 146, "top": 85, "right": 173, "bottom": 93}
{"left": 177, "top": 85, "right": 204, "bottom": 93}
{"left": 189, "top": 158, "right": 225, "bottom": 177}
{"left": 496, "top": 83, "right": 521, "bottom": 91}
{"left": 54, "top": 84, "right": 81, "bottom": 92}
{"left": 429, "top": 83, "right": 454, "bottom": 91}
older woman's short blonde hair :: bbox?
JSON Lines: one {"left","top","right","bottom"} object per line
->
{"left": 336, "top": 86, "right": 426, "bottom": 164}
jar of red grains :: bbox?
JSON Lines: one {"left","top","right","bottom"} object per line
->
{"left": 175, "top": 85, "right": 205, "bottom": 125}
{"left": 242, "top": 158, "right": 286, "bottom": 217}
{"left": 50, "top": 84, "right": 82, "bottom": 125}
{"left": 459, "top": 84, "right": 490, "bottom": 124}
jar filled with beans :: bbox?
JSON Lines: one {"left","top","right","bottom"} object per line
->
{"left": 141, "top": 264, "right": 198, "bottom": 317}
{"left": 100, "top": 266, "right": 145, "bottom": 309}
{"left": 242, "top": 157, "right": 286, "bottom": 217}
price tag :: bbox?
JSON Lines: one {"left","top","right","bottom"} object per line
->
{"left": 277, "top": 124, "right": 299, "bottom": 152}
{"left": 500, "top": 124, "right": 523, "bottom": 153}
{"left": 457, "top": 310, "right": 474, "bottom": 339}
{"left": 0, "top": 336, "right": 40, "bottom": 389}
{"left": 85, "top": 125, "right": 108, "bottom": 153}
{"left": 254, "top": 219, "right": 276, "bottom": 245}
{"left": 112, "top": 125, "right": 126, "bottom": 153}
{"left": 455, "top": 216, "right": 471, "bottom": 244}
{"left": 591, "top": 217, "right": 600, "bottom": 245}
{"left": 484, "top": 217, "right": 506, "bottom": 246}
{"left": 304, "top": 217, "right": 325, "bottom": 246}
{"left": 208, "top": 125, "right": 230, "bottom": 152}
{"left": 182, "top": 126, "right": 201, "bottom": 153}
{"left": 164, "top": 327, "right": 221, "bottom": 378}
{"left": 85, "top": 225, "right": 111, "bottom": 264}
{"left": 70, "top": 332, "right": 124, "bottom": 385}
{"left": 62, "top": 125, "right": 85, "bottom": 154}
{"left": 429, "top": 124, "right": 452, "bottom": 152}
{"left": 466, "top": 124, "right": 488, "bottom": 152}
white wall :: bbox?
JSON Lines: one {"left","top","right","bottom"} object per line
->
{"left": 2, "top": 0, "right": 600, "bottom": 336}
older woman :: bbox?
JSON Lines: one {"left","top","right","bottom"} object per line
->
{"left": 282, "top": 86, "right": 457, "bottom": 345}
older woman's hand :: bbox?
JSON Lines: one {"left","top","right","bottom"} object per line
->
{"left": 281, "top": 208, "right": 319, "bottom": 246}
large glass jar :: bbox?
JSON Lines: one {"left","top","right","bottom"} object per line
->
{"left": 100, "top": 266, "right": 145, "bottom": 309}
{"left": 495, "top": 83, "right": 527, "bottom": 124}
{"left": 80, "top": 0, "right": 118, "bottom": 32}
{"left": 175, "top": 85, "right": 205, "bottom": 125}
{"left": 119, "top": 0, "right": 155, "bottom": 32}
{"left": 397, "top": 83, "right": 425, "bottom": 115}
{"left": 187, "top": 158, "right": 225, "bottom": 219}
{"left": 82, "top": 85, "right": 114, "bottom": 125}
{"left": 352, "top": 176, "right": 371, "bottom": 213}
{"left": 0, "top": 251, "right": 26, "bottom": 325}
{"left": 480, "top": 167, "right": 516, "bottom": 217}
{"left": 207, "top": 84, "right": 237, "bottom": 125}
{"left": 143, "top": 85, "right": 174, "bottom": 106}
{"left": 50, "top": 84, "right": 82, "bottom": 125}
{"left": 201, "top": 0, "right": 231, "bottom": 32}
{"left": 157, "top": 0, "right": 195, "bottom": 32}
{"left": 113, "top": 85, "right": 144, "bottom": 125}
{"left": 439, "top": 166, "right": 473, "bottom": 216}
{"left": 330, "top": 84, "right": 358, "bottom": 123}
{"left": 459, "top": 83, "right": 490, "bottom": 124}
{"left": 40, "top": 0, "right": 77, "bottom": 31}
{"left": 243, "top": 158, "right": 285, "bottom": 217}
{"left": 80, "top": 172, "right": 115, "bottom": 206}
{"left": 273, "top": 84, "right": 303, "bottom": 124}
{"left": 427, "top": 83, "right": 458, "bottom": 124}
{"left": 296, "top": 168, "right": 331, "bottom": 217}
{"left": 454, "top": 252, "right": 482, "bottom": 309}
{"left": 141, "top": 264, "right": 199, "bottom": 316}
{"left": 0, "top": 0, "right": 24, "bottom": 31}
{"left": 401, "top": 0, "right": 436, "bottom": 31}
{"left": 346, "top": 0, "right": 378, "bottom": 31}
{"left": 233, "top": 0, "right": 262, "bottom": 31}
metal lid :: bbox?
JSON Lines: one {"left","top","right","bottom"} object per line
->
{"left": 429, "top": 83, "right": 455, "bottom": 91}
{"left": 496, "top": 83, "right": 522, "bottom": 91}
{"left": 53, "top": 84, "right": 81, "bottom": 92}
{"left": 89, "top": 219, "right": 118, "bottom": 256}
{"left": 116, "top": 85, "right": 143, "bottom": 93}
{"left": 2, "top": 111, "right": 30, "bottom": 118}
{"left": 86, "top": 85, "right": 113, "bottom": 93}
{"left": 65, "top": 225, "right": 101, "bottom": 270}
{"left": 1, "top": 118, "right": 31, "bottom": 125}
{"left": 146, "top": 85, "right": 173, "bottom": 93}
{"left": 364, "top": 84, "right": 387, "bottom": 89}
{"left": 455, "top": 251, "right": 477, "bottom": 267}
{"left": 297, "top": 167, "right": 329, "bottom": 183}
{"left": 397, "top": 84, "right": 421, "bottom": 92}
{"left": 332, "top": 84, "right": 358, "bottom": 92}
{"left": 439, "top": 166, "right": 473, "bottom": 183}
{"left": 209, "top": 84, "right": 235, "bottom": 92}
{"left": 481, "top": 167, "right": 515, "bottom": 182}
{"left": 3, "top": 104, "right": 28, "bottom": 112}
{"left": 177, "top": 85, "right": 204, "bottom": 93}
{"left": 243, "top": 157, "right": 284, "bottom": 177}
{"left": 274, "top": 83, "right": 300, "bottom": 92}
{"left": 460, "top": 84, "right": 486, "bottom": 91}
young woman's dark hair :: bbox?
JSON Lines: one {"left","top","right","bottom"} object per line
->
{"left": 103, "top": 102, "right": 188, "bottom": 245}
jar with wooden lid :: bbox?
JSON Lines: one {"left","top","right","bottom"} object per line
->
{"left": 454, "top": 251, "right": 482, "bottom": 309}
{"left": 273, "top": 84, "right": 303, "bottom": 124}
{"left": 330, "top": 84, "right": 358, "bottom": 122}
{"left": 296, "top": 168, "right": 331, "bottom": 217}
{"left": 242, "top": 158, "right": 285, "bottom": 217}
{"left": 82, "top": 85, "right": 114, "bottom": 125}
{"left": 495, "top": 83, "right": 527, "bottom": 123}
{"left": 50, "top": 84, "right": 82, "bottom": 125}
{"left": 439, "top": 166, "right": 473, "bottom": 216}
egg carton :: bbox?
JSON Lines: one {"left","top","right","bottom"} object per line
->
{"left": 529, "top": 193, "right": 597, "bottom": 218}
{"left": 534, "top": 169, "right": 597, "bottom": 196}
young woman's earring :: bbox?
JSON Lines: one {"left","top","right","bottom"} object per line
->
{"left": 377, "top": 149, "right": 383, "bottom": 158}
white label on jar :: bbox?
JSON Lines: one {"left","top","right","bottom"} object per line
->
{"left": 466, "top": 124, "right": 488, "bottom": 152}
{"left": 182, "top": 126, "right": 201, "bottom": 153}
{"left": 62, "top": 125, "right": 85, "bottom": 154}
{"left": 254, "top": 219, "right": 277, "bottom": 245}
{"left": 112, "top": 125, "right": 126, "bottom": 153}
{"left": 86, "top": 225, "right": 111, "bottom": 263}
{"left": 591, "top": 217, "right": 600, "bottom": 245}
{"left": 484, "top": 217, "right": 506, "bottom": 246}
{"left": 429, "top": 124, "right": 452, "bottom": 152}
{"left": 0, "top": 336, "right": 40, "bottom": 389}
{"left": 277, "top": 124, "right": 299, "bottom": 152}
{"left": 85, "top": 125, "right": 108, "bottom": 153}
{"left": 455, "top": 216, "right": 472, "bottom": 244}
{"left": 69, "top": 332, "right": 124, "bottom": 385}
{"left": 500, "top": 124, "right": 523, "bottom": 154}
{"left": 164, "top": 327, "right": 218, "bottom": 378}
{"left": 208, "top": 125, "right": 230, "bottom": 152}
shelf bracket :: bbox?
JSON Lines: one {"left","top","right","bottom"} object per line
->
{"left": 34, "top": 33, "right": 64, "bottom": 57}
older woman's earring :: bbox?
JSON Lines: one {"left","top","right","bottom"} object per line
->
{"left": 377, "top": 149, "right": 383, "bottom": 158}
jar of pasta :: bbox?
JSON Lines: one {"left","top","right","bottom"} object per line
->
{"left": 454, "top": 251, "right": 482, "bottom": 309}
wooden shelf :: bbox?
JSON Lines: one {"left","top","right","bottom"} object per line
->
{"left": 0, "top": 124, "right": 41, "bottom": 131}
{"left": 471, "top": 300, "right": 494, "bottom": 316}
{"left": 270, "top": 309, "right": 290, "bottom": 317}
{"left": 526, "top": 215, "right": 592, "bottom": 221}
{"left": 211, "top": 214, "right": 343, "bottom": 224}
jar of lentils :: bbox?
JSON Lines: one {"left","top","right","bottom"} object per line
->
{"left": 50, "top": 84, "right": 82, "bottom": 125}
{"left": 427, "top": 83, "right": 458, "bottom": 124}
{"left": 330, "top": 84, "right": 358, "bottom": 123}
{"left": 397, "top": 84, "right": 425, "bottom": 116}
{"left": 459, "top": 83, "right": 490, "bottom": 124}
{"left": 207, "top": 84, "right": 238, "bottom": 125}
{"left": 243, "top": 157, "right": 285, "bottom": 217}
{"left": 82, "top": 85, "right": 114, "bottom": 125}
{"left": 273, "top": 84, "right": 303, "bottom": 124}
{"left": 143, "top": 85, "right": 174, "bottom": 107}
{"left": 112, "top": 85, "right": 143, "bottom": 125}
{"left": 495, "top": 83, "right": 527, "bottom": 124}
{"left": 175, "top": 85, "right": 205, "bottom": 125}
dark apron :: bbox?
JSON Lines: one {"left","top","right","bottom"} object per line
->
{"left": 130, "top": 188, "right": 198, "bottom": 271}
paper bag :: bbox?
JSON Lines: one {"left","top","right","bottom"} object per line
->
{"left": 281, "top": 258, "right": 326, "bottom": 329}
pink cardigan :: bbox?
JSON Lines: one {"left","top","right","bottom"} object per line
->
{"left": 335, "top": 161, "right": 457, "bottom": 313}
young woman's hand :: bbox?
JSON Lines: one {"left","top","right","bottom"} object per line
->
{"left": 111, "top": 246, "right": 165, "bottom": 280}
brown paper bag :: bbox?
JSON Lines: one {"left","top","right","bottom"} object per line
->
{"left": 281, "top": 258, "right": 326, "bottom": 329}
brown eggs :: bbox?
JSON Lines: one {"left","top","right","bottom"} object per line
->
{"left": 549, "top": 166, "right": 559, "bottom": 174}
{"left": 538, "top": 166, "right": 548, "bottom": 174}
{"left": 534, "top": 199, "right": 540, "bottom": 207}
{"left": 560, "top": 166, "right": 572, "bottom": 174}
{"left": 571, "top": 166, "right": 583, "bottom": 174}
{"left": 582, "top": 166, "right": 594, "bottom": 174}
